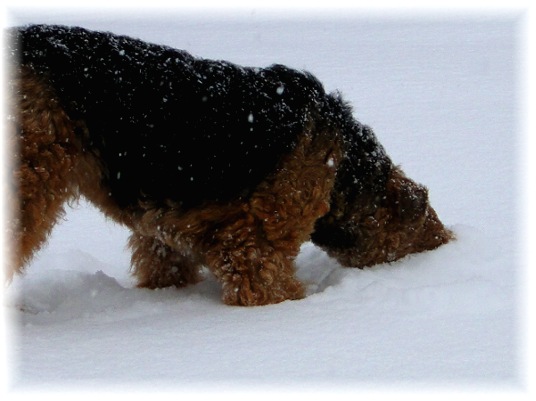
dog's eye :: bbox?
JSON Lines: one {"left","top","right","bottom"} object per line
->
{"left": 396, "top": 182, "right": 428, "bottom": 223}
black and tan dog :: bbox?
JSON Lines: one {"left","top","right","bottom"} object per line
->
{"left": 5, "top": 24, "right": 452, "bottom": 306}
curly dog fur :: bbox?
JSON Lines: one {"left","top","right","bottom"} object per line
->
{"left": 5, "top": 25, "right": 452, "bottom": 306}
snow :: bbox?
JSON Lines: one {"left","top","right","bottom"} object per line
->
{"left": 2, "top": 8, "right": 531, "bottom": 397}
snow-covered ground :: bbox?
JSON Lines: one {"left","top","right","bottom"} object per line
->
{"left": 2, "top": 7, "right": 531, "bottom": 396}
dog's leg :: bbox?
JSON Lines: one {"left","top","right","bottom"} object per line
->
{"left": 6, "top": 68, "right": 79, "bottom": 278}
{"left": 202, "top": 130, "right": 341, "bottom": 306}
{"left": 131, "top": 203, "right": 301, "bottom": 304}
{"left": 129, "top": 233, "right": 202, "bottom": 289}
{"left": 203, "top": 211, "right": 306, "bottom": 306}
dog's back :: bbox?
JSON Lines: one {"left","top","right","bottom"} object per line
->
{"left": 8, "top": 24, "right": 328, "bottom": 209}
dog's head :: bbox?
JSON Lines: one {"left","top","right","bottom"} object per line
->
{"left": 311, "top": 167, "right": 452, "bottom": 267}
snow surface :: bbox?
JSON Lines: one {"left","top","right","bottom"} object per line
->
{"left": 2, "top": 8, "right": 529, "bottom": 396}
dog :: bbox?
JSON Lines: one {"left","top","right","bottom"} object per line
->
{"left": 5, "top": 24, "right": 452, "bottom": 306}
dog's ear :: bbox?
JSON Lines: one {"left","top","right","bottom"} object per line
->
{"left": 388, "top": 173, "right": 429, "bottom": 224}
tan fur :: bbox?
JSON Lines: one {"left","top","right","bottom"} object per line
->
{"left": 324, "top": 167, "right": 452, "bottom": 268}
{"left": 6, "top": 67, "right": 80, "bottom": 276}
